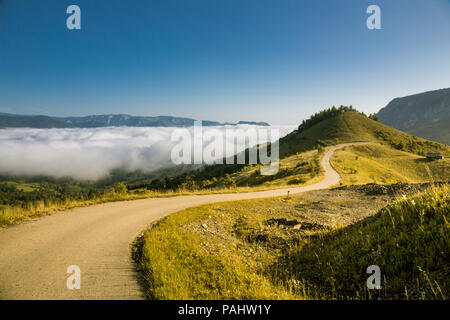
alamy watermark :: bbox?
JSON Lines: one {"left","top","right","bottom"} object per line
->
{"left": 66, "top": 4, "right": 381, "bottom": 31}
{"left": 366, "top": 265, "right": 382, "bottom": 290}
{"left": 170, "top": 121, "right": 280, "bottom": 175}
{"left": 66, "top": 5, "right": 81, "bottom": 30}
{"left": 67, "top": 265, "right": 81, "bottom": 290}
{"left": 366, "top": 5, "right": 381, "bottom": 30}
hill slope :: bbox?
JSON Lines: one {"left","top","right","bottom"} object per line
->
{"left": 377, "top": 88, "right": 450, "bottom": 145}
{"left": 279, "top": 109, "right": 449, "bottom": 158}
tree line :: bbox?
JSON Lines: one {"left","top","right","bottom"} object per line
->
{"left": 297, "top": 105, "right": 379, "bottom": 134}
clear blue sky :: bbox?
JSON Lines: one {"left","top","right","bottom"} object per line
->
{"left": 0, "top": 0, "right": 449, "bottom": 124}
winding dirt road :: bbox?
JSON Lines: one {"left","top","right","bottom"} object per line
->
{"left": 0, "top": 143, "right": 363, "bottom": 300}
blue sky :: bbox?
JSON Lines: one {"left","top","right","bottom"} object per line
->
{"left": 0, "top": 0, "right": 449, "bottom": 124}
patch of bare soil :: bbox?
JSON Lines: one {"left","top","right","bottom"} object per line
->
{"left": 183, "top": 183, "right": 432, "bottom": 270}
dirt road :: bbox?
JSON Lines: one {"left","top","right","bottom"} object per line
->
{"left": 0, "top": 143, "right": 363, "bottom": 299}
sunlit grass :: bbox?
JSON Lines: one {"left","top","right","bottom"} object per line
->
{"left": 291, "top": 184, "right": 449, "bottom": 299}
{"left": 133, "top": 200, "right": 301, "bottom": 299}
{"left": 332, "top": 143, "right": 450, "bottom": 185}
{"left": 135, "top": 184, "right": 449, "bottom": 300}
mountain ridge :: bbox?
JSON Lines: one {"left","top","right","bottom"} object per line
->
{"left": 0, "top": 113, "right": 270, "bottom": 128}
{"left": 377, "top": 88, "right": 450, "bottom": 145}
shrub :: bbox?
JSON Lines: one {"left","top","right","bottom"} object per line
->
{"left": 288, "top": 177, "right": 307, "bottom": 185}
{"left": 114, "top": 182, "right": 128, "bottom": 195}
{"left": 88, "top": 188, "right": 102, "bottom": 199}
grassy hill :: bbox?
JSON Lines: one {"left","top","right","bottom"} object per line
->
{"left": 279, "top": 108, "right": 448, "bottom": 158}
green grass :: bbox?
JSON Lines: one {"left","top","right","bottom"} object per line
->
{"left": 135, "top": 184, "right": 449, "bottom": 300}
{"left": 279, "top": 111, "right": 449, "bottom": 158}
{"left": 133, "top": 203, "right": 298, "bottom": 299}
{"left": 231, "top": 149, "right": 323, "bottom": 187}
{"left": 291, "top": 184, "right": 449, "bottom": 299}
{"left": 332, "top": 144, "right": 450, "bottom": 185}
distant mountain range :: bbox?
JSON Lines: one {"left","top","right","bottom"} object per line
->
{"left": 0, "top": 113, "right": 269, "bottom": 128}
{"left": 377, "top": 88, "right": 450, "bottom": 145}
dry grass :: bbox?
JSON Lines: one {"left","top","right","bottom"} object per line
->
{"left": 332, "top": 144, "right": 450, "bottom": 185}
{"left": 134, "top": 183, "right": 448, "bottom": 299}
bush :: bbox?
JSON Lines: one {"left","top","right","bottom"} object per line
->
{"left": 88, "top": 188, "right": 102, "bottom": 199}
{"left": 114, "top": 182, "right": 128, "bottom": 195}
{"left": 316, "top": 144, "right": 325, "bottom": 153}
{"left": 288, "top": 177, "right": 307, "bottom": 185}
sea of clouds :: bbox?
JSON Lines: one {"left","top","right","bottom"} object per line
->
{"left": 0, "top": 125, "right": 296, "bottom": 180}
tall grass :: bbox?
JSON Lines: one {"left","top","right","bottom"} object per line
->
{"left": 290, "top": 184, "right": 449, "bottom": 299}
{"left": 133, "top": 204, "right": 298, "bottom": 299}
{"left": 135, "top": 184, "right": 449, "bottom": 300}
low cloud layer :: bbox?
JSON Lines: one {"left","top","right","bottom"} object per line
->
{"left": 0, "top": 125, "right": 295, "bottom": 180}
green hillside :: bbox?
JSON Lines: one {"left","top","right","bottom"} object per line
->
{"left": 279, "top": 107, "right": 448, "bottom": 158}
